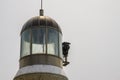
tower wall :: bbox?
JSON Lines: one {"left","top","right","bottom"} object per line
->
{"left": 14, "top": 73, "right": 67, "bottom": 80}
{"left": 14, "top": 65, "right": 68, "bottom": 80}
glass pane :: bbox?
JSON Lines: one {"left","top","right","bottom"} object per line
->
{"left": 32, "top": 28, "right": 46, "bottom": 54}
{"left": 59, "top": 33, "right": 63, "bottom": 59}
{"left": 47, "top": 28, "right": 59, "bottom": 56}
{"left": 21, "top": 30, "right": 30, "bottom": 57}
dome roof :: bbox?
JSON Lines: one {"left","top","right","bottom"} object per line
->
{"left": 21, "top": 16, "right": 62, "bottom": 34}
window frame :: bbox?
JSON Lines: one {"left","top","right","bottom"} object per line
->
{"left": 20, "top": 26, "right": 63, "bottom": 58}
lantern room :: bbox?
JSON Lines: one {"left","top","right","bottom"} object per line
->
{"left": 20, "top": 16, "right": 63, "bottom": 58}
{"left": 14, "top": 1, "right": 71, "bottom": 80}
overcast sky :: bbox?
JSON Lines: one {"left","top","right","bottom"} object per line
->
{"left": 0, "top": 0, "right": 120, "bottom": 80}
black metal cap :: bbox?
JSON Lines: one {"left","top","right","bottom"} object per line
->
{"left": 21, "top": 16, "right": 62, "bottom": 34}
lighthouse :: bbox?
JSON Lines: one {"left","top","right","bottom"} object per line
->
{"left": 13, "top": 0, "right": 70, "bottom": 80}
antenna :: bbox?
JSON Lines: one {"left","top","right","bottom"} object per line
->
{"left": 41, "top": 0, "right": 43, "bottom": 9}
{"left": 40, "top": 0, "right": 44, "bottom": 16}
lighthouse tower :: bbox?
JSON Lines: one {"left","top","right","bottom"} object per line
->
{"left": 13, "top": 0, "right": 70, "bottom": 80}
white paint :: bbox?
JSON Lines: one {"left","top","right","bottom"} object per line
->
{"left": 15, "top": 65, "right": 66, "bottom": 77}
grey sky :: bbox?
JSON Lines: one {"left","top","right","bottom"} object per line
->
{"left": 0, "top": 0, "right": 120, "bottom": 80}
